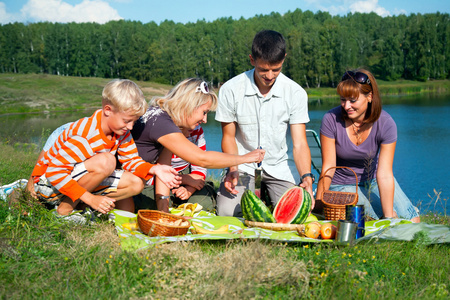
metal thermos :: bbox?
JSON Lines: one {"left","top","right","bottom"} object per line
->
{"left": 346, "top": 205, "right": 365, "bottom": 239}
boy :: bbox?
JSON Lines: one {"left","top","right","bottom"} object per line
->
{"left": 215, "top": 30, "right": 314, "bottom": 217}
{"left": 31, "top": 79, "right": 181, "bottom": 215}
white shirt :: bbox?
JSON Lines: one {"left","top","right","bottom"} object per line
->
{"left": 215, "top": 69, "right": 309, "bottom": 184}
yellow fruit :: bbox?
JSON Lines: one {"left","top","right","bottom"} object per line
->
{"left": 176, "top": 203, "right": 203, "bottom": 216}
{"left": 304, "top": 222, "right": 321, "bottom": 239}
{"left": 320, "top": 223, "right": 337, "bottom": 240}
{"left": 191, "top": 222, "right": 229, "bottom": 234}
{"left": 122, "top": 222, "right": 138, "bottom": 231}
{"left": 304, "top": 214, "right": 319, "bottom": 223}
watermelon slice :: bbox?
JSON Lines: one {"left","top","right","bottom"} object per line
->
{"left": 273, "top": 186, "right": 312, "bottom": 224}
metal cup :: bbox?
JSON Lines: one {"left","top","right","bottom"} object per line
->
{"left": 336, "top": 220, "right": 358, "bottom": 245}
{"left": 346, "top": 205, "right": 365, "bottom": 239}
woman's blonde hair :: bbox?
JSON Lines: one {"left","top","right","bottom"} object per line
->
{"left": 150, "top": 78, "right": 218, "bottom": 126}
{"left": 102, "top": 79, "right": 147, "bottom": 116}
{"left": 336, "top": 68, "right": 382, "bottom": 123}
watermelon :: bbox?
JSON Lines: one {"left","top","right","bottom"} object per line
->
{"left": 241, "top": 189, "right": 275, "bottom": 223}
{"left": 273, "top": 186, "right": 312, "bottom": 224}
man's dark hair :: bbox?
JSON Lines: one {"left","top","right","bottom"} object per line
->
{"left": 251, "top": 30, "right": 286, "bottom": 64}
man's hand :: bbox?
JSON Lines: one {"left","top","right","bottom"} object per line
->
{"left": 224, "top": 170, "right": 239, "bottom": 194}
{"left": 299, "top": 178, "right": 315, "bottom": 210}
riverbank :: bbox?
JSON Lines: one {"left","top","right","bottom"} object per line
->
{"left": 1, "top": 73, "right": 450, "bottom": 114}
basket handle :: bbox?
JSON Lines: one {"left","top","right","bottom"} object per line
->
{"left": 322, "top": 166, "right": 359, "bottom": 194}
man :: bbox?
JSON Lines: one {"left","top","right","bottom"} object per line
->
{"left": 215, "top": 29, "right": 314, "bottom": 217}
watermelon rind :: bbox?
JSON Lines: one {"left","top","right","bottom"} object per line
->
{"left": 273, "top": 186, "right": 312, "bottom": 224}
{"left": 241, "top": 189, "right": 275, "bottom": 223}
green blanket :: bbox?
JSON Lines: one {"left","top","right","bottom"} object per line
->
{"left": 112, "top": 209, "right": 450, "bottom": 251}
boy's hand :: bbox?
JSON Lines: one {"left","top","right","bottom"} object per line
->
{"left": 151, "top": 165, "right": 182, "bottom": 189}
{"left": 81, "top": 192, "right": 116, "bottom": 214}
{"left": 26, "top": 177, "right": 38, "bottom": 199}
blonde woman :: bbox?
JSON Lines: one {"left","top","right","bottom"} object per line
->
{"left": 131, "top": 78, "right": 265, "bottom": 212}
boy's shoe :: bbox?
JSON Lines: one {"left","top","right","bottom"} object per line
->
{"left": 51, "top": 207, "right": 100, "bottom": 225}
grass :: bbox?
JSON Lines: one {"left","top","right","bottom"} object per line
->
{"left": 0, "top": 190, "right": 449, "bottom": 299}
{"left": 0, "top": 143, "right": 37, "bottom": 185}
{"left": 1, "top": 73, "right": 450, "bottom": 113}
{"left": 0, "top": 142, "right": 449, "bottom": 299}
{"left": 0, "top": 73, "right": 172, "bottom": 114}
{"left": 306, "top": 79, "right": 450, "bottom": 103}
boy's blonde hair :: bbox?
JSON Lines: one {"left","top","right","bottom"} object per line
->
{"left": 150, "top": 78, "right": 218, "bottom": 126}
{"left": 102, "top": 79, "right": 147, "bottom": 116}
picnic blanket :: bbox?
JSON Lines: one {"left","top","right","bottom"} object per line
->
{"left": 2, "top": 181, "right": 448, "bottom": 250}
{"left": 0, "top": 179, "right": 28, "bottom": 200}
{"left": 112, "top": 209, "right": 450, "bottom": 251}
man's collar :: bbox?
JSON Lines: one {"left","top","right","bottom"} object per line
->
{"left": 245, "top": 69, "right": 282, "bottom": 98}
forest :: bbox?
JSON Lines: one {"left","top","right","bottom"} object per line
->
{"left": 0, "top": 9, "right": 448, "bottom": 88}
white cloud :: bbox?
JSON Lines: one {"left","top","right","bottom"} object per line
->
{"left": 0, "top": 2, "right": 25, "bottom": 24}
{"left": 0, "top": 2, "right": 11, "bottom": 23}
{"left": 392, "top": 8, "right": 408, "bottom": 16}
{"left": 19, "top": 0, "right": 123, "bottom": 24}
{"left": 349, "top": 0, "right": 391, "bottom": 17}
{"left": 304, "top": 0, "right": 392, "bottom": 17}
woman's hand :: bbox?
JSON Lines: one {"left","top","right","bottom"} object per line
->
{"left": 150, "top": 164, "right": 182, "bottom": 189}
{"left": 244, "top": 148, "right": 265, "bottom": 165}
{"left": 182, "top": 174, "right": 205, "bottom": 190}
{"left": 172, "top": 186, "right": 194, "bottom": 200}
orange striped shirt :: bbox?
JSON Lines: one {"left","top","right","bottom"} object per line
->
{"left": 32, "top": 109, "right": 154, "bottom": 201}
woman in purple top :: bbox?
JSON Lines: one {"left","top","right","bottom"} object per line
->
{"left": 315, "top": 69, "right": 420, "bottom": 222}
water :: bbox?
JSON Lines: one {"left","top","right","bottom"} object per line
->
{"left": 1, "top": 95, "right": 449, "bottom": 214}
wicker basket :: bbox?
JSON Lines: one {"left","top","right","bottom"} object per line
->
{"left": 321, "top": 167, "right": 359, "bottom": 221}
{"left": 137, "top": 210, "right": 190, "bottom": 237}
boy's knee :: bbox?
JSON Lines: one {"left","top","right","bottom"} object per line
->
{"left": 128, "top": 175, "right": 145, "bottom": 195}
{"left": 134, "top": 177, "right": 145, "bottom": 194}
{"left": 87, "top": 153, "right": 116, "bottom": 175}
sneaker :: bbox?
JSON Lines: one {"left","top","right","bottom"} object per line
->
{"left": 51, "top": 208, "right": 93, "bottom": 225}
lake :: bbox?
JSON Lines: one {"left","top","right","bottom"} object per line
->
{"left": 1, "top": 94, "right": 449, "bottom": 215}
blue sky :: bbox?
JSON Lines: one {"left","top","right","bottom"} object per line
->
{"left": 1, "top": 0, "right": 449, "bottom": 25}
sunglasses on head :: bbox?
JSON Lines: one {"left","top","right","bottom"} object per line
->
{"left": 195, "top": 81, "right": 210, "bottom": 94}
{"left": 342, "top": 71, "right": 371, "bottom": 87}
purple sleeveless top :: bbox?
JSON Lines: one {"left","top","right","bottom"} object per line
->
{"left": 320, "top": 106, "right": 397, "bottom": 185}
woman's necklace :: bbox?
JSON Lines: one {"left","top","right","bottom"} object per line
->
{"left": 351, "top": 121, "right": 365, "bottom": 146}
